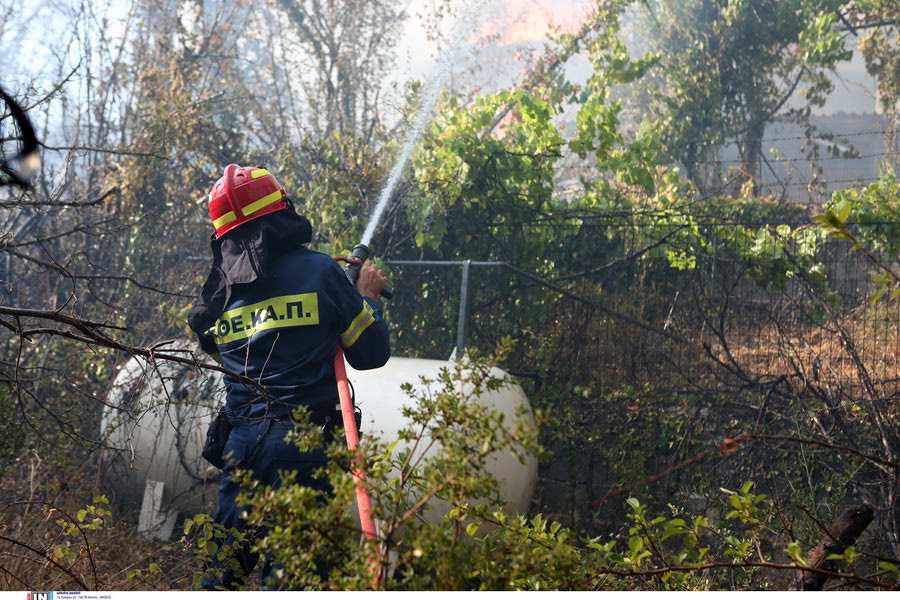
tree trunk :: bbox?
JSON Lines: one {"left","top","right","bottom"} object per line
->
{"left": 791, "top": 504, "right": 874, "bottom": 591}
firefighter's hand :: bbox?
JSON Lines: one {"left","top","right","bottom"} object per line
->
{"left": 356, "top": 261, "right": 387, "bottom": 299}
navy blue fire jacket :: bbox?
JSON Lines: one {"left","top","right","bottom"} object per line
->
{"left": 189, "top": 208, "right": 390, "bottom": 422}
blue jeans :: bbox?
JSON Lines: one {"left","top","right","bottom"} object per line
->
{"left": 200, "top": 419, "right": 331, "bottom": 590}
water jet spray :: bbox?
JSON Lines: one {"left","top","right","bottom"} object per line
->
{"left": 358, "top": 0, "right": 491, "bottom": 249}
{"left": 343, "top": 0, "right": 489, "bottom": 302}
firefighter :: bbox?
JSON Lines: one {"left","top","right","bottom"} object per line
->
{"left": 188, "top": 164, "right": 390, "bottom": 589}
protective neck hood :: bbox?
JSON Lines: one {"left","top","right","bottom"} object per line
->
{"left": 188, "top": 207, "right": 312, "bottom": 335}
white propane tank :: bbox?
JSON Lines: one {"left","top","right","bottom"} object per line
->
{"left": 101, "top": 347, "right": 538, "bottom": 539}
{"left": 346, "top": 357, "right": 538, "bottom": 519}
{"left": 100, "top": 347, "right": 224, "bottom": 538}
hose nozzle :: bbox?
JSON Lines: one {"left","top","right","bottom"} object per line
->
{"left": 344, "top": 243, "right": 394, "bottom": 300}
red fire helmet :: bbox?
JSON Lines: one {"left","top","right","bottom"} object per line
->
{"left": 208, "top": 164, "right": 288, "bottom": 238}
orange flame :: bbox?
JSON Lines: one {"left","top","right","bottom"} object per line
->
{"left": 488, "top": 0, "right": 583, "bottom": 46}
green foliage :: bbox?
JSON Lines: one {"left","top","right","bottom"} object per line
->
{"left": 183, "top": 345, "right": 895, "bottom": 591}
{"left": 638, "top": 208, "right": 831, "bottom": 299}
{"left": 292, "top": 132, "right": 394, "bottom": 255}
{"left": 633, "top": 0, "right": 850, "bottom": 192}
{"left": 815, "top": 166, "right": 900, "bottom": 302}
{"left": 592, "top": 385, "right": 699, "bottom": 486}
{"left": 570, "top": 20, "right": 661, "bottom": 195}
{"left": 408, "top": 89, "right": 565, "bottom": 256}
{"left": 182, "top": 512, "right": 253, "bottom": 589}
{"left": 384, "top": 13, "right": 668, "bottom": 365}
{"left": 798, "top": 13, "right": 853, "bottom": 65}
{"left": 403, "top": 10, "right": 662, "bottom": 261}
{"left": 854, "top": 2, "right": 900, "bottom": 167}
{"left": 721, "top": 482, "right": 767, "bottom": 529}
{"left": 44, "top": 496, "right": 113, "bottom": 585}
{"left": 251, "top": 342, "right": 549, "bottom": 590}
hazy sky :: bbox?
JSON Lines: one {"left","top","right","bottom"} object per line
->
{"left": 394, "top": 0, "right": 588, "bottom": 79}
{"left": 2, "top": 0, "right": 878, "bottom": 122}
{"left": 395, "top": 0, "right": 877, "bottom": 115}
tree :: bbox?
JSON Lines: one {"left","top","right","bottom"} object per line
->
{"left": 269, "top": 0, "right": 407, "bottom": 142}
{"left": 633, "top": 0, "right": 853, "bottom": 196}
{"left": 851, "top": 0, "right": 900, "bottom": 170}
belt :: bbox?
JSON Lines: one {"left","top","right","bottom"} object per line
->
{"left": 271, "top": 406, "right": 342, "bottom": 427}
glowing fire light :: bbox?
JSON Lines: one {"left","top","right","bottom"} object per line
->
{"left": 490, "top": 0, "right": 585, "bottom": 46}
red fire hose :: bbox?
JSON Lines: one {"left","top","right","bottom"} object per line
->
{"left": 334, "top": 346, "right": 383, "bottom": 587}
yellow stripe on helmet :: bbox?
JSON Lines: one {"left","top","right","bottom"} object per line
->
{"left": 242, "top": 190, "right": 283, "bottom": 217}
{"left": 250, "top": 168, "right": 271, "bottom": 179}
{"left": 213, "top": 211, "right": 237, "bottom": 229}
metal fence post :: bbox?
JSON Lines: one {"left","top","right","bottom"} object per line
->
{"left": 457, "top": 259, "right": 471, "bottom": 354}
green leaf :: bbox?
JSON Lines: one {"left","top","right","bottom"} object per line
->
{"left": 879, "top": 561, "right": 899, "bottom": 575}
{"left": 838, "top": 201, "right": 853, "bottom": 223}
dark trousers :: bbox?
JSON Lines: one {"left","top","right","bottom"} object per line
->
{"left": 200, "top": 419, "right": 331, "bottom": 590}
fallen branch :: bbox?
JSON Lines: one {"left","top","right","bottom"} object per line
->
{"left": 790, "top": 504, "right": 875, "bottom": 591}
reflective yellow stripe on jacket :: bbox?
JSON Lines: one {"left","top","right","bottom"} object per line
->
{"left": 341, "top": 301, "right": 375, "bottom": 348}
{"left": 207, "top": 293, "right": 319, "bottom": 344}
